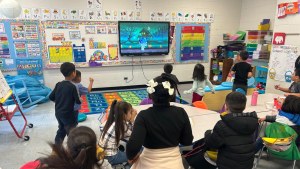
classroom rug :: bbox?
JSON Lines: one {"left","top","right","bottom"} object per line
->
{"left": 79, "top": 89, "right": 189, "bottom": 115}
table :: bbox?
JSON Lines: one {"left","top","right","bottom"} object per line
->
{"left": 133, "top": 94, "right": 283, "bottom": 141}
{"left": 244, "top": 93, "right": 281, "bottom": 117}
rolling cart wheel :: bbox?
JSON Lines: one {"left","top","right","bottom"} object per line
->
{"left": 24, "top": 136, "right": 30, "bottom": 141}
{"left": 27, "top": 123, "right": 33, "bottom": 128}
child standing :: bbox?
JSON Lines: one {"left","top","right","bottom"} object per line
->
{"left": 49, "top": 62, "right": 81, "bottom": 145}
{"left": 162, "top": 63, "right": 179, "bottom": 102}
{"left": 204, "top": 92, "right": 258, "bottom": 169}
{"left": 231, "top": 51, "right": 253, "bottom": 93}
{"left": 184, "top": 63, "right": 215, "bottom": 103}
{"left": 72, "top": 70, "right": 94, "bottom": 119}
{"left": 274, "top": 68, "right": 300, "bottom": 96}
{"left": 99, "top": 100, "right": 137, "bottom": 168}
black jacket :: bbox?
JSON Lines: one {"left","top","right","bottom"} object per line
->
{"left": 204, "top": 112, "right": 258, "bottom": 169}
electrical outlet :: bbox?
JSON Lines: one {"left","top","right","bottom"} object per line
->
{"left": 124, "top": 77, "right": 128, "bottom": 81}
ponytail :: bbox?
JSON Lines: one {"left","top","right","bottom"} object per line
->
{"left": 101, "top": 100, "right": 117, "bottom": 140}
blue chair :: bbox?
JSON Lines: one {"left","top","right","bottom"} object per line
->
{"left": 78, "top": 113, "right": 87, "bottom": 122}
{"left": 235, "top": 88, "right": 246, "bottom": 95}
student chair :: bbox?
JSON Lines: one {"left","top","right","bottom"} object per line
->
{"left": 254, "top": 122, "right": 300, "bottom": 169}
{"left": 192, "top": 101, "right": 208, "bottom": 110}
{"left": 78, "top": 113, "right": 87, "bottom": 122}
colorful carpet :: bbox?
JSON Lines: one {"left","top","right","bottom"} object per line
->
{"left": 79, "top": 89, "right": 189, "bottom": 115}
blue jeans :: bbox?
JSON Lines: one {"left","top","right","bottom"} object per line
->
{"left": 106, "top": 151, "right": 131, "bottom": 169}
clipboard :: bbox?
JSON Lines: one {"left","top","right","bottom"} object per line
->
{"left": 0, "top": 70, "right": 12, "bottom": 103}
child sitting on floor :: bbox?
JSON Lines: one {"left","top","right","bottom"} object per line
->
{"left": 99, "top": 100, "right": 137, "bottom": 168}
{"left": 204, "top": 92, "right": 258, "bottom": 169}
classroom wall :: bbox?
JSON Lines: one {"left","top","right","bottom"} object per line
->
{"left": 239, "top": 0, "right": 277, "bottom": 30}
{"left": 266, "top": 0, "right": 300, "bottom": 94}
{"left": 15, "top": 0, "right": 242, "bottom": 89}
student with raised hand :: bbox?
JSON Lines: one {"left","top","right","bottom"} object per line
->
{"left": 126, "top": 75, "right": 193, "bottom": 169}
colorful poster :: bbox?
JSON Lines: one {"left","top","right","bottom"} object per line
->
{"left": 94, "top": 0, "right": 103, "bottom": 9}
{"left": 177, "top": 12, "right": 184, "bottom": 22}
{"left": 16, "top": 59, "right": 44, "bottom": 83}
{"left": 286, "top": 2, "right": 298, "bottom": 14}
{"left": 79, "top": 10, "right": 87, "bottom": 20}
{"left": 89, "top": 50, "right": 108, "bottom": 63}
{"left": 73, "top": 44, "right": 86, "bottom": 62}
{"left": 208, "top": 13, "right": 215, "bottom": 23}
{"left": 87, "top": 0, "right": 94, "bottom": 8}
{"left": 42, "top": 9, "right": 51, "bottom": 20}
{"left": 51, "top": 9, "right": 60, "bottom": 20}
{"left": 14, "top": 41, "right": 27, "bottom": 57}
{"left": 112, "top": 11, "right": 118, "bottom": 21}
{"left": 0, "top": 35, "right": 10, "bottom": 58}
{"left": 184, "top": 13, "right": 190, "bottom": 22}
{"left": 52, "top": 33, "right": 65, "bottom": 41}
{"left": 25, "top": 24, "right": 38, "bottom": 40}
{"left": 180, "top": 26, "right": 206, "bottom": 61}
{"left": 27, "top": 41, "right": 41, "bottom": 57}
{"left": 120, "top": 11, "right": 127, "bottom": 20}
{"left": 196, "top": 13, "right": 203, "bottom": 22}
{"left": 96, "top": 11, "right": 103, "bottom": 21}
{"left": 135, "top": 11, "right": 142, "bottom": 21}
{"left": 0, "top": 23, "right": 5, "bottom": 33}
{"left": 150, "top": 12, "right": 156, "bottom": 21}
{"left": 48, "top": 46, "right": 73, "bottom": 63}
{"left": 61, "top": 9, "right": 69, "bottom": 20}
{"left": 11, "top": 23, "right": 25, "bottom": 40}
{"left": 89, "top": 38, "right": 106, "bottom": 49}
{"left": 69, "top": 31, "right": 81, "bottom": 39}
{"left": 85, "top": 26, "right": 96, "bottom": 34}
{"left": 164, "top": 12, "right": 171, "bottom": 21}
{"left": 107, "top": 26, "right": 117, "bottom": 34}
{"left": 190, "top": 13, "right": 196, "bottom": 22}
{"left": 203, "top": 13, "right": 209, "bottom": 22}
{"left": 31, "top": 8, "right": 41, "bottom": 19}
{"left": 108, "top": 44, "right": 118, "bottom": 60}
{"left": 278, "top": 3, "right": 287, "bottom": 19}
{"left": 128, "top": 11, "right": 135, "bottom": 21}
{"left": 273, "top": 32, "right": 286, "bottom": 45}
{"left": 22, "top": 8, "right": 32, "bottom": 19}
{"left": 157, "top": 12, "right": 164, "bottom": 21}
{"left": 171, "top": 12, "right": 177, "bottom": 22}
{"left": 104, "top": 11, "right": 112, "bottom": 20}
{"left": 70, "top": 9, "right": 79, "bottom": 20}
{"left": 97, "top": 26, "right": 107, "bottom": 34}
{"left": 134, "top": 0, "right": 142, "bottom": 10}
{"left": 88, "top": 11, "right": 96, "bottom": 20}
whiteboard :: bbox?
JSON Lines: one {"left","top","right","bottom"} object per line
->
{"left": 269, "top": 45, "right": 298, "bottom": 82}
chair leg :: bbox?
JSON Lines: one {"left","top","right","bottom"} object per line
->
{"left": 292, "top": 160, "right": 296, "bottom": 169}
{"left": 254, "top": 145, "right": 265, "bottom": 169}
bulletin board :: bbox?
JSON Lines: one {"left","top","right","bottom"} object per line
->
{"left": 174, "top": 23, "right": 210, "bottom": 63}
{"left": 269, "top": 45, "right": 298, "bottom": 82}
{"left": 42, "top": 21, "right": 174, "bottom": 69}
{"left": 0, "top": 20, "right": 44, "bottom": 83}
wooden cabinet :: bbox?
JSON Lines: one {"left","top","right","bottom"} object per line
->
{"left": 209, "top": 58, "right": 233, "bottom": 85}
